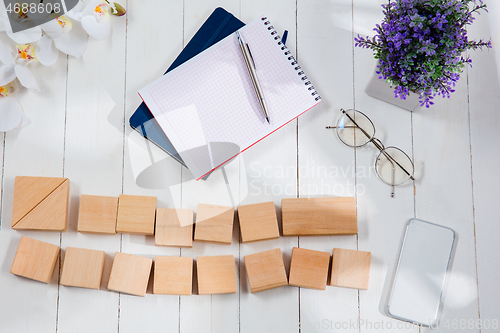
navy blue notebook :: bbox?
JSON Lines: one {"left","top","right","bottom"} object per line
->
{"left": 129, "top": 8, "right": 245, "bottom": 167}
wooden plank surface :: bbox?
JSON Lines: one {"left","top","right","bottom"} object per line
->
{"left": 297, "top": 0, "right": 360, "bottom": 331}
{"left": 468, "top": 0, "right": 500, "bottom": 328}
{"left": 352, "top": 1, "right": 420, "bottom": 332}
{"left": 57, "top": 3, "right": 127, "bottom": 330}
{"left": 119, "top": 0, "right": 184, "bottom": 331}
{"left": 0, "top": 23, "right": 68, "bottom": 331}
{"left": 238, "top": 0, "right": 301, "bottom": 331}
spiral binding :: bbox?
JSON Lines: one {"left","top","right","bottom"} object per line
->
{"left": 262, "top": 17, "right": 320, "bottom": 102}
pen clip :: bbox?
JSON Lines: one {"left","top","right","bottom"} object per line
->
{"left": 245, "top": 43, "right": 257, "bottom": 69}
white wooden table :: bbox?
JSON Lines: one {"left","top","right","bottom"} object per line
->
{"left": 1, "top": 0, "right": 499, "bottom": 332}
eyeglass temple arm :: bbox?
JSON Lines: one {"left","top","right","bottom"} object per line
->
{"left": 339, "top": 110, "right": 415, "bottom": 181}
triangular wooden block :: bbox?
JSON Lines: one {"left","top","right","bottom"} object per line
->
{"left": 12, "top": 177, "right": 69, "bottom": 231}
{"left": 12, "top": 176, "right": 67, "bottom": 225}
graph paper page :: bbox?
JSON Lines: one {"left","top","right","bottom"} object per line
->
{"left": 139, "top": 17, "right": 320, "bottom": 179}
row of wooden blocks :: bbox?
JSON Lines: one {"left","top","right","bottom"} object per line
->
{"left": 12, "top": 176, "right": 358, "bottom": 245}
{"left": 11, "top": 236, "right": 371, "bottom": 296}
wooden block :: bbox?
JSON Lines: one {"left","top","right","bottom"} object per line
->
{"left": 10, "top": 236, "right": 60, "bottom": 283}
{"left": 197, "top": 255, "right": 236, "bottom": 295}
{"left": 330, "top": 248, "right": 371, "bottom": 290}
{"left": 116, "top": 194, "right": 157, "bottom": 235}
{"left": 107, "top": 252, "right": 153, "bottom": 296}
{"left": 60, "top": 247, "right": 106, "bottom": 289}
{"left": 194, "top": 204, "right": 234, "bottom": 244}
{"left": 12, "top": 176, "right": 69, "bottom": 231}
{"left": 77, "top": 194, "right": 118, "bottom": 234}
{"left": 155, "top": 208, "right": 193, "bottom": 247}
{"left": 238, "top": 201, "right": 279, "bottom": 243}
{"left": 281, "top": 197, "right": 357, "bottom": 236}
{"left": 153, "top": 256, "right": 193, "bottom": 295}
{"left": 244, "top": 248, "right": 287, "bottom": 293}
{"left": 288, "top": 247, "right": 330, "bottom": 290}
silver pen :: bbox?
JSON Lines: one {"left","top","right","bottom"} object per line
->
{"left": 236, "top": 31, "right": 270, "bottom": 124}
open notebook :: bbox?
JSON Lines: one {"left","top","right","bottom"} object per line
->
{"left": 139, "top": 17, "right": 321, "bottom": 180}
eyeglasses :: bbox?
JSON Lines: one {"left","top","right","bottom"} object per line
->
{"left": 326, "top": 109, "right": 414, "bottom": 197}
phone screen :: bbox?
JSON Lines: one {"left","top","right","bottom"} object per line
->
{"left": 387, "top": 218, "right": 455, "bottom": 327}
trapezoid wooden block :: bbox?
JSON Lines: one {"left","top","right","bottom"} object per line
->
{"left": 238, "top": 201, "right": 280, "bottom": 243}
{"left": 196, "top": 255, "right": 236, "bottom": 295}
{"left": 288, "top": 247, "right": 331, "bottom": 290}
{"left": 116, "top": 194, "right": 157, "bottom": 235}
{"left": 153, "top": 256, "right": 193, "bottom": 295}
{"left": 244, "top": 248, "right": 287, "bottom": 293}
{"left": 10, "top": 236, "right": 60, "bottom": 283}
{"left": 330, "top": 248, "right": 371, "bottom": 290}
{"left": 194, "top": 204, "right": 234, "bottom": 244}
{"left": 77, "top": 194, "right": 118, "bottom": 234}
{"left": 107, "top": 252, "right": 153, "bottom": 297}
{"left": 12, "top": 176, "right": 70, "bottom": 231}
{"left": 281, "top": 197, "right": 357, "bottom": 236}
{"left": 155, "top": 208, "right": 193, "bottom": 247}
{"left": 60, "top": 247, "right": 106, "bottom": 290}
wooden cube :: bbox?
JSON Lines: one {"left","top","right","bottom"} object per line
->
{"left": 330, "top": 248, "right": 371, "bottom": 290}
{"left": 12, "top": 176, "right": 69, "bottom": 231}
{"left": 288, "top": 247, "right": 330, "bottom": 290}
{"left": 116, "top": 194, "right": 157, "bottom": 235}
{"left": 244, "top": 248, "right": 287, "bottom": 293}
{"left": 197, "top": 255, "right": 236, "bottom": 295}
{"left": 77, "top": 195, "right": 118, "bottom": 234}
{"left": 154, "top": 256, "right": 193, "bottom": 295}
{"left": 10, "top": 236, "right": 60, "bottom": 283}
{"left": 238, "top": 201, "right": 279, "bottom": 243}
{"left": 107, "top": 252, "right": 153, "bottom": 297}
{"left": 282, "top": 197, "right": 357, "bottom": 236}
{"left": 60, "top": 247, "right": 106, "bottom": 289}
{"left": 155, "top": 208, "right": 193, "bottom": 247}
{"left": 194, "top": 204, "right": 234, "bottom": 244}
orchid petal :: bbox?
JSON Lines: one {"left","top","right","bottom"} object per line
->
{"left": 0, "top": 96, "right": 24, "bottom": 132}
{"left": 66, "top": 1, "right": 87, "bottom": 21}
{"left": 81, "top": 0, "right": 105, "bottom": 17}
{"left": 81, "top": 15, "right": 110, "bottom": 40}
{"left": 52, "top": 21, "right": 88, "bottom": 57}
{"left": 35, "top": 35, "right": 58, "bottom": 66}
{"left": 40, "top": 20, "right": 63, "bottom": 39}
{"left": 14, "top": 64, "right": 39, "bottom": 92}
{"left": 0, "top": 64, "right": 16, "bottom": 86}
{"left": 7, "top": 26, "right": 42, "bottom": 44}
{"left": 17, "top": 111, "right": 30, "bottom": 128}
{"left": 0, "top": 14, "right": 9, "bottom": 32}
{"left": 0, "top": 40, "right": 15, "bottom": 65}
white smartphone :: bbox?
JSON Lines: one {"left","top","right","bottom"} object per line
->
{"left": 387, "top": 218, "right": 455, "bottom": 327}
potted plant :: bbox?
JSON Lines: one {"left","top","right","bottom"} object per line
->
{"left": 355, "top": 0, "right": 491, "bottom": 108}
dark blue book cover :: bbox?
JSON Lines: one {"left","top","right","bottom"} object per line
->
{"left": 130, "top": 8, "right": 245, "bottom": 167}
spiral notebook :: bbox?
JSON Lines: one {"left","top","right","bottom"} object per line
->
{"left": 139, "top": 17, "right": 321, "bottom": 180}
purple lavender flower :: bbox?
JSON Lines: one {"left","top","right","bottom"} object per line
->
{"left": 355, "top": 0, "right": 491, "bottom": 107}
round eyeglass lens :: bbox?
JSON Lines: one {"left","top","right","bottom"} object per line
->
{"left": 375, "top": 147, "right": 414, "bottom": 186}
{"left": 335, "top": 109, "right": 375, "bottom": 147}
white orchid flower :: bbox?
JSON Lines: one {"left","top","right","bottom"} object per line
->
{"left": 68, "top": 0, "right": 111, "bottom": 40}
{"left": 0, "top": 40, "right": 40, "bottom": 92}
{"left": 0, "top": 81, "right": 29, "bottom": 132}
{"left": 40, "top": 15, "right": 88, "bottom": 58}
{"left": 67, "top": 0, "right": 125, "bottom": 40}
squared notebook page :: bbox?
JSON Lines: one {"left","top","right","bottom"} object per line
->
{"left": 139, "top": 17, "right": 321, "bottom": 179}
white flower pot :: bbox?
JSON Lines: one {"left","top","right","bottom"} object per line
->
{"left": 365, "top": 71, "right": 421, "bottom": 111}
